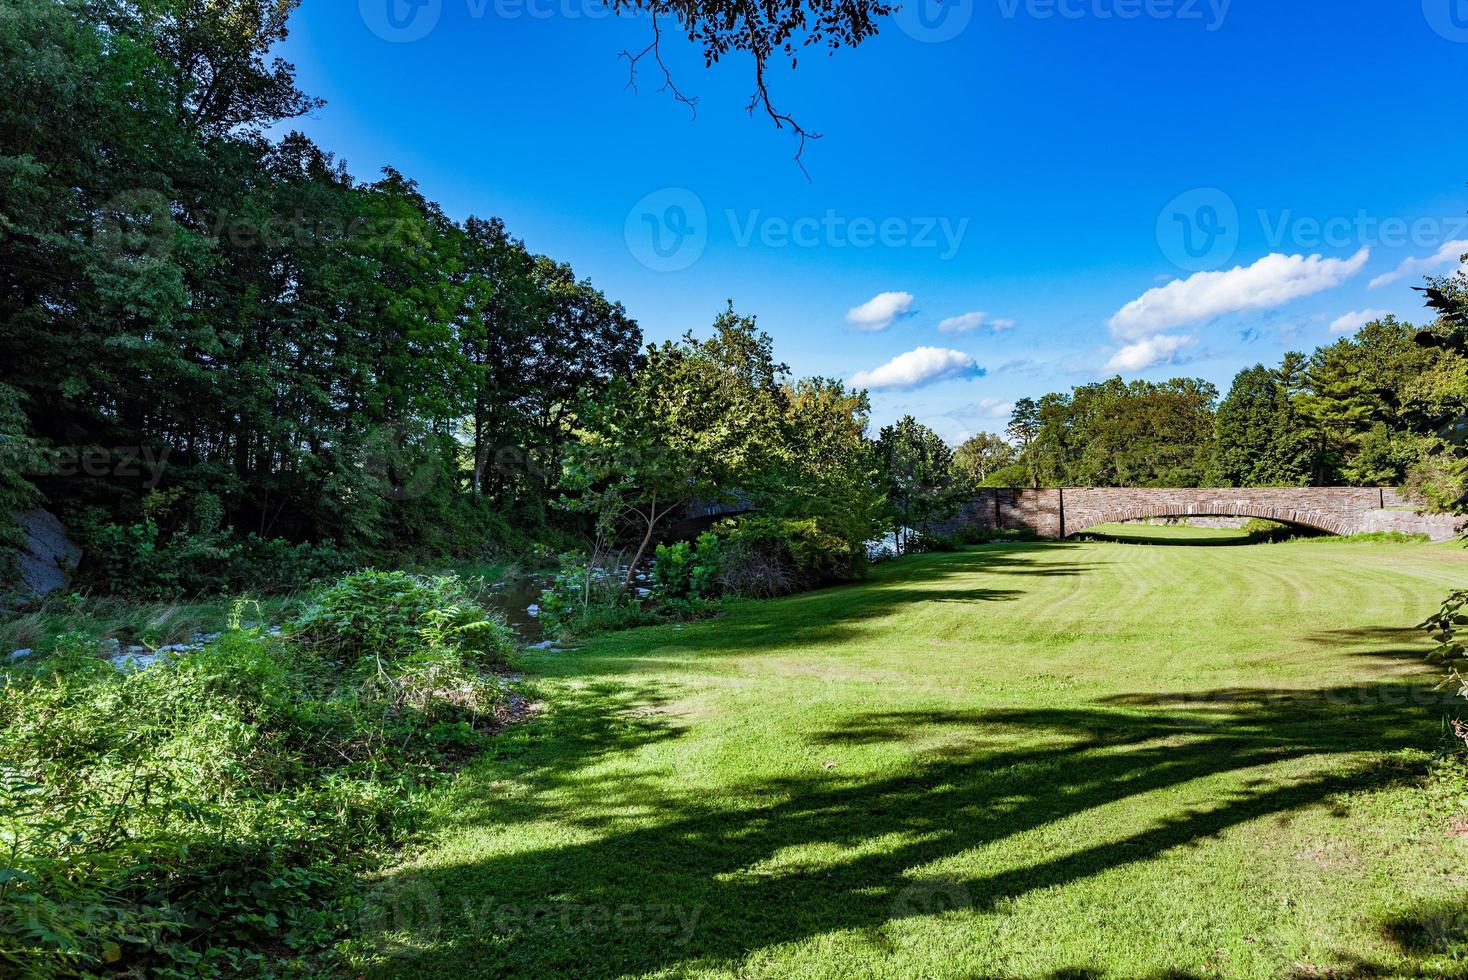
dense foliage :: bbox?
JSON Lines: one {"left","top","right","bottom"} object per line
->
{"left": 983, "top": 311, "right": 1468, "bottom": 501}
{"left": 0, "top": 0, "right": 640, "bottom": 594}
{"left": 1424, "top": 589, "right": 1468, "bottom": 751}
{"left": 0, "top": 572, "right": 515, "bottom": 976}
{"left": 557, "top": 307, "right": 885, "bottom": 608}
{"left": 1413, "top": 273, "right": 1468, "bottom": 747}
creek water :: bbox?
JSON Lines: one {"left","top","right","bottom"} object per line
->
{"left": 480, "top": 575, "right": 547, "bottom": 642}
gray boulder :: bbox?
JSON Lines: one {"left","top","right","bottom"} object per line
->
{"left": 9, "top": 509, "right": 82, "bottom": 602}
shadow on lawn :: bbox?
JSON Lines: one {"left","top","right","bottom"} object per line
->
{"left": 546, "top": 543, "right": 1103, "bottom": 669}
{"left": 1075, "top": 529, "right": 1262, "bottom": 548}
{"left": 1306, "top": 625, "right": 1436, "bottom": 664}
{"left": 358, "top": 678, "right": 1457, "bottom": 978}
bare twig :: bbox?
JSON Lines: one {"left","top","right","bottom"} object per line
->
{"left": 620, "top": 13, "right": 699, "bottom": 119}
{"left": 740, "top": 0, "right": 820, "bottom": 180}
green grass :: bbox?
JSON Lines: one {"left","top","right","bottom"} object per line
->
{"left": 350, "top": 531, "right": 1468, "bottom": 979}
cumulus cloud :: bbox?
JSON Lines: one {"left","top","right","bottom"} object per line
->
{"left": 846, "top": 291, "right": 915, "bottom": 331}
{"left": 1369, "top": 240, "right": 1468, "bottom": 288}
{"left": 1104, "top": 334, "right": 1192, "bottom": 373}
{"left": 1328, "top": 309, "right": 1393, "bottom": 334}
{"left": 850, "top": 347, "right": 981, "bottom": 391}
{"left": 936, "top": 311, "right": 1017, "bottom": 335}
{"left": 1108, "top": 249, "right": 1370, "bottom": 338}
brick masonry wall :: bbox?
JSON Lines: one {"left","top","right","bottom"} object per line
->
{"left": 933, "top": 488, "right": 1465, "bottom": 542}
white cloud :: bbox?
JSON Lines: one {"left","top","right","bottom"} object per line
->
{"left": 952, "top": 398, "right": 1014, "bottom": 419}
{"left": 850, "top": 347, "right": 979, "bottom": 391}
{"left": 1108, "top": 249, "right": 1370, "bottom": 338}
{"left": 846, "top": 291, "right": 914, "bottom": 331}
{"left": 936, "top": 311, "right": 1016, "bottom": 335}
{"left": 1369, "top": 240, "right": 1468, "bottom": 288}
{"left": 1104, "top": 334, "right": 1192, "bottom": 373}
{"left": 1328, "top": 308, "right": 1393, "bottom": 334}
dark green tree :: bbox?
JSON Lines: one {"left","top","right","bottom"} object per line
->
{"left": 876, "top": 417, "right": 959, "bottom": 553}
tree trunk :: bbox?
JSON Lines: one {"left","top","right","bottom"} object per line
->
{"left": 622, "top": 494, "right": 661, "bottom": 595}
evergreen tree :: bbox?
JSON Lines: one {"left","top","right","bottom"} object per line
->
{"left": 1211, "top": 365, "right": 1280, "bottom": 486}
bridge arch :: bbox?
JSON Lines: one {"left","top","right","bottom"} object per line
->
{"left": 934, "top": 487, "right": 1461, "bottom": 542}
{"left": 1062, "top": 503, "right": 1349, "bottom": 538}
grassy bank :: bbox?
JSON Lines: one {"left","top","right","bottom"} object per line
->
{"left": 350, "top": 531, "right": 1468, "bottom": 978}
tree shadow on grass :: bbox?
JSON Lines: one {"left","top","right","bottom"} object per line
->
{"left": 1305, "top": 625, "right": 1437, "bottom": 664}
{"left": 1271, "top": 900, "right": 1468, "bottom": 979}
{"left": 358, "top": 681, "right": 1451, "bottom": 978}
{"left": 536, "top": 543, "right": 1103, "bottom": 670}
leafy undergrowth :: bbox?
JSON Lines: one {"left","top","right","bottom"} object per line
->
{"left": 0, "top": 571, "right": 521, "bottom": 977}
{"left": 0, "top": 593, "right": 300, "bottom": 659}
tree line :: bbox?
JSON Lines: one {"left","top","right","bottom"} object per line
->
{"left": 0, "top": 1, "right": 900, "bottom": 593}
{"left": 3, "top": 1, "right": 1465, "bottom": 595}
{"left": 955, "top": 312, "right": 1467, "bottom": 509}
{"left": 0, "top": 0, "right": 651, "bottom": 589}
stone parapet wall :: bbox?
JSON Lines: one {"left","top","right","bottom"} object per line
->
{"left": 932, "top": 488, "right": 1464, "bottom": 542}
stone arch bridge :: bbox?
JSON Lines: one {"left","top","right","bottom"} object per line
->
{"left": 938, "top": 487, "right": 1464, "bottom": 541}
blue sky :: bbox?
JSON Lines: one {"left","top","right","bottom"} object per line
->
{"left": 278, "top": 1, "right": 1468, "bottom": 441}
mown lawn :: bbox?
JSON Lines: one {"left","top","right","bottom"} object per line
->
{"left": 351, "top": 532, "right": 1468, "bottom": 979}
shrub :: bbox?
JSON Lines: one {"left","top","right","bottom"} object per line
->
{"left": 69, "top": 508, "right": 354, "bottom": 598}
{"left": 719, "top": 516, "right": 862, "bottom": 597}
{"left": 539, "top": 552, "right": 720, "bottom": 641}
{"left": 1316, "top": 531, "right": 1432, "bottom": 544}
{"left": 290, "top": 570, "right": 515, "bottom": 672}
{"left": 0, "top": 582, "right": 515, "bottom": 976}
{"left": 1424, "top": 589, "right": 1468, "bottom": 750}
{"left": 1240, "top": 518, "right": 1299, "bottom": 542}
{"left": 653, "top": 532, "right": 724, "bottom": 600}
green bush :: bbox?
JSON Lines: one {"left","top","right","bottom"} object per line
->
{"left": 539, "top": 556, "right": 720, "bottom": 641}
{"left": 1423, "top": 589, "right": 1468, "bottom": 750}
{"left": 1333, "top": 530, "right": 1432, "bottom": 543}
{"left": 718, "top": 516, "right": 862, "bottom": 597}
{"left": 0, "top": 573, "right": 516, "bottom": 976}
{"left": 290, "top": 570, "right": 515, "bottom": 672}
{"left": 653, "top": 532, "right": 724, "bottom": 600}
{"left": 1239, "top": 518, "right": 1299, "bottom": 542}
{"left": 70, "top": 508, "right": 354, "bottom": 599}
